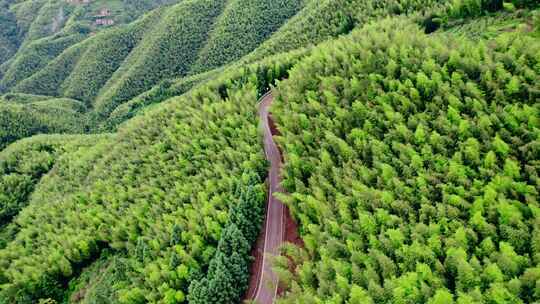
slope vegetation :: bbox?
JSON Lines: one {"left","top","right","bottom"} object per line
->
{"left": 0, "top": 33, "right": 86, "bottom": 91}
{"left": 1, "top": 0, "right": 331, "bottom": 120}
{"left": 190, "top": 0, "right": 304, "bottom": 73}
{"left": 0, "top": 52, "right": 303, "bottom": 302}
{"left": 103, "top": 69, "right": 220, "bottom": 130}
{"left": 0, "top": 97, "right": 88, "bottom": 150}
{"left": 0, "top": 0, "right": 19, "bottom": 65}
{"left": 271, "top": 17, "right": 540, "bottom": 304}
{"left": 0, "top": 0, "right": 318, "bottom": 149}
{"left": 0, "top": 0, "right": 181, "bottom": 91}
{"left": 0, "top": 1, "right": 538, "bottom": 303}
{"left": 93, "top": 0, "right": 226, "bottom": 116}
{"left": 12, "top": 8, "right": 164, "bottom": 102}
{"left": 0, "top": 134, "right": 111, "bottom": 227}
{"left": 243, "top": 0, "right": 449, "bottom": 62}
{"left": 60, "top": 12, "right": 162, "bottom": 105}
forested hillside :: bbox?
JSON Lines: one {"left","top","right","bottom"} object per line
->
{"left": 0, "top": 0, "right": 179, "bottom": 67}
{"left": 0, "top": 53, "right": 299, "bottom": 303}
{"left": 0, "top": 0, "right": 309, "bottom": 148}
{"left": 189, "top": 0, "right": 303, "bottom": 73}
{"left": 271, "top": 7, "right": 540, "bottom": 304}
{"left": 0, "top": 0, "right": 18, "bottom": 65}
{"left": 0, "top": 0, "right": 538, "bottom": 303}
{"left": 92, "top": 0, "right": 227, "bottom": 116}
{"left": 16, "top": 9, "right": 164, "bottom": 102}
{"left": 0, "top": 94, "right": 89, "bottom": 150}
{"left": 0, "top": 133, "right": 111, "bottom": 228}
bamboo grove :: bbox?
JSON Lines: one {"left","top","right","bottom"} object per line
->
{"left": 272, "top": 16, "right": 539, "bottom": 304}
{"left": 0, "top": 0, "right": 538, "bottom": 303}
{"left": 0, "top": 53, "right": 300, "bottom": 302}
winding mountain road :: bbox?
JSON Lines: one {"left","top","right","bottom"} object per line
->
{"left": 249, "top": 92, "right": 286, "bottom": 304}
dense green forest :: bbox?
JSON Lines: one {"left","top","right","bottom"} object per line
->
{"left": 0, "top": 134, "right": 111, "bottom": 228}
{"left": 0, "top": 0, "right": 177, "bottom": 84}
{"left": 0, "top": 0, "right": 19, "bottom": 65}
{"left": 189, "top": 0, "right": 303, "bottom": 73}
{"left": 0, "top": 0, "right": 309, "bottom": 148}
{"left": 0, "top": 0, "right": 538, "bottom": 303}
{"left": 0, "top": 95, "right": 89, "bottom": 150}
{"left": 271, "top": 8, "right": 540, "bottom": 304}
{"left": 0, "top": 53, "right": 297, "bottom": 302}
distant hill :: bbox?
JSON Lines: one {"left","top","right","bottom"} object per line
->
{"left": 0, "top": 0, "right": 181, "bottom": 89}
{"left": 0, "top": 0, "right": 310, "bottom": 148}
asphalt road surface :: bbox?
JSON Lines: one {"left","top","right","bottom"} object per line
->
{"left": 251, "top": 92, "right": 286, "bottom": 304}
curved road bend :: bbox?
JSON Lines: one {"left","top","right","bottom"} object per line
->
{"left": 252, "top": 92, "right": 286, "bottom": 304}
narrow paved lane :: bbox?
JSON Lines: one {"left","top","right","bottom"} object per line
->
{"left": 251, "top": 92, "right": 286, "bottom": 304}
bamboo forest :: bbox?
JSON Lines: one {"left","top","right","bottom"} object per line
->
{"left": 0, "top": 0, "right": 538, "bottom": 303}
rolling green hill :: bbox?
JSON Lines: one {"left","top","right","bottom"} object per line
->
{"left": 0, "top": 0, "right": 331, "bottom": 147}
{"left": 0, "top": 96, "right": 89, "bottom": 150}
{"left": 60, "top": 10, "right": 163, "bottom": 105}
{"left": 0, "top": 33, "right": 86, "bottom": 90}
{"left": 0, "top": 0, "right": 19, "bottom": 65}
{"left": 189, "top": 0, "right": 304, "bottom": 73}
{"left": 12, "top": 39, "right": 91, "bottom": 97}
{"left": 0, "top": 0, "right": 538, "bottom": 303}
{"left": 0, "top": 0, "right": 182, "bottom": 91}
{"left": 93, "top": 0, "right": 227, "bottom": 116}
{"left": 12, "top": 8, "right": 163, "bottom": 100}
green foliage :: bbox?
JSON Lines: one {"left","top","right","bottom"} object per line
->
{"left": 2, "top": 92, "right": 56, "bottom": 104}
{"left": 446, "top": 0, "right": 538, "bottom": 19}
{"left": 423, "top": 0, "right": 539, "bottom": 33}
{"left": 9, "top": 7, "right": 163, "bottom": 101}
{"left": 1, "top": 92, "right": 87, "bottom": 111}
{"left": 64, "top": 250, "right": 131, "bottom": 304}
{"left": 0, "top": 53, "right": 300, "bottom": 302}
{"left": 0, "top": 98, "right": 89, "bottom": 150}
{"left": 103, "top": 69, "right": 219, "bottom": 131}
{"left": 272, "top": 18, "right": 539, "bottom": 303}
{"left": 191, "top": 0, "right": 304, "bottom": 73}
{"left": 2, "top": 0, "right": 315, "bottom": 135}
{"left": 94, "top": 0, "right": 226, "bottom": 116}
{"left": 22, "top": 0, "right": 78, "bottom": 43}
{"left": 188, "top": 171, "right": 265, "bottom": 304}
{"left": 0, "top": 134, "right": 108, "bottom": 226}
{"left": 0, "top": 222, "right": 17, "bottom": 250}
{"left": 245, "top": 0, "right": 451, "bottom": 62}
{"left": 2, "top": 0, "right": 351, "bottom": 124}
{"left": 439, "top": 8, "right": 540, "bottom": 39}
{"left": 4, "top": 0, "right": 375, "bottom": 120}
{"left": 244, "top": 0, "right": 360, "bottom": 62}
{"left": 0, "top": 33, "right": 86, "bottom": 91}
{"left": 15, "top": 0, "right": 169, "bottom": 46}
{"left": 0, "top": 0, "right": 178, "bottom": 94}
{"left": 12, "top": 39, "right": 89, "bottom": 98}
{"left": 0, "top": 138, "right": 57, "bottom": 216}
{"left": 0, "top": 1, "right": 538, "bottom": 303}
{"left": 9, "top": 0, "right": 46, "bottom": 41}
{"left": 61, "top": 10, "right": 163, "bottom": 105}
{"left": 0, "top": 0, "right": 19, "bottom": 65}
